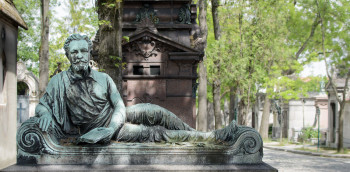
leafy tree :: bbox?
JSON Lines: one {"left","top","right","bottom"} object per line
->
{"left": 13, "top": 0, "right": 41, "bottom": 75}
{"left": 210, "top": 0, "right": 223, "bottom": 129}
{"left": 316, "top": 0, "right": 350, "bottom": 153}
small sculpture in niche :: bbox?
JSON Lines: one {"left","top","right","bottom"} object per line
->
{"left": 135, "top": 4, "right": 159, "bottom": 24}
{"left": 178, "top": 4, "right": 192, "bottom": 24}
{"left": 17, "top": 34, "right": 262, "bottom": 156}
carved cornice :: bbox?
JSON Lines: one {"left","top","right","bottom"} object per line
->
{"left": 123, "top": 29, "right": 199, "bottom": 53}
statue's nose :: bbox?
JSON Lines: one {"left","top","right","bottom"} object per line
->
{"left": 77, "top": 51, "right": 83, "bottom": 59}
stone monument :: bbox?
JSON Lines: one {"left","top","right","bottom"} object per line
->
{"left": 0, "top": 0, "right": 28, "bottom": 169}
{"left": 16, "top": 34, "right": 267, "bottom": 168}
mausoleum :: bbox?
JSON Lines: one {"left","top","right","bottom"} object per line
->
{"left": 121, "top": 0, "right": 201, "bottom": 127}
{"left": 0, "top": 0, "right": 27, "bottom": 169}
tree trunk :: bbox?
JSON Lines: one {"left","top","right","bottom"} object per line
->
{"left": 207, "top": 101, "right": 215, "bottom": 131}
{"left": 97, "top": 0, "right": 123, "bottom": 91}
{"left": 259, "top": 93, "right": 271, "bottom": 140}
{"left": 252, "top": 93, "right": 260, "bottom": 130}
{"left": 211, "top": 0, "right": 222, "bottom": 130}
{"left": 238, "top": 99, "right": 246, "bottom": 125}
{"left": 223, "top": 97, "right": 229, "bottom": 126}
{"left": 197, "top": 0, "right": 208, "bottom": 132}
{"left": 39, "top": 0, "right": 50, "bottom": 98}
{"left": 213, "top": 80, "right": 222, "bottom": 129}
{"left": 338, "top": 103, "right": 344, "bottom": 152}
{"left": 229, "top": 86, "right": 238, "bottom": 122}
{"left": 211, "top": 0, "right": 221, "bottom": 40}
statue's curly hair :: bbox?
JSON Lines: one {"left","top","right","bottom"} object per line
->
{"left": 64, "top": 34, "right": 92, "bottom": 58}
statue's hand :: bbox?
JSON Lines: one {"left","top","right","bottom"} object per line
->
{"left": 77, "top": 127, "right": 115, "bottom": 144}
{"left": 38, "top": 114, "right": 53, "bottom": 132}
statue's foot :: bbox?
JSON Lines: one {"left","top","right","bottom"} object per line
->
{"left": 213, "top": 120, "right": 238, "bottom": 143}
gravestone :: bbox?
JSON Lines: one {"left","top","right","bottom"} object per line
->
{"left": 17, "top": 95, "right": 29, "bottom": 126}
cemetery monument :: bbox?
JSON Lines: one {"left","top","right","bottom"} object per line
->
{"left": 17, "top": 34, "right": 264, "bottom": 166}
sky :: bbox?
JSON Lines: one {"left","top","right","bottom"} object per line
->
{"left": 300, "top": 61, "right": 327, "bottom": 77}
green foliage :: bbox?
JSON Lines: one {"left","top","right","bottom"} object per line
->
{"left": 14, "top": 0, "right": 98, "bottom": 77}
{"left": 201, "top": 0, "right": 340, "bottom": 121}
{"left": 317, "top": 0, "right": 350, "bottom": 78}
{"left": 109, "top": 56, "right": 126, "bottom": 68}
{"left": 301, "top": 127, "right": 318, "bottom": 140}
{"left": 13, "top": 0, "right": 41, "bottom": 76}
{"left": 98, "top": 20, "right": 112, "bottom": 28}
{"left": 122, "top": 36, "right": 130, "bottom": 43}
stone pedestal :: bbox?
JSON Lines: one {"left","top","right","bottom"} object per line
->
{"left": 18, "top": 142, "right": 263, "bottom": 165}
{"left": 17, "top": 119, "right": 265, "bottom": 166}
{"left": 3, "top": 163, "right": 277, "bottom": 171}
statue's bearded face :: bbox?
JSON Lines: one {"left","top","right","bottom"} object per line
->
{"left": 68, "top": 40, "right": 90, "bottom": 74}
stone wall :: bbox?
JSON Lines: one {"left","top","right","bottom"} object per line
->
{"left": 0, "top": 19, "right": 18, "bottom": 170}
{"left": 288, "top": 99, "right": 316, "bottom": 141}
{"left": 343, "top": 101, "right": 350, "bottom": 148}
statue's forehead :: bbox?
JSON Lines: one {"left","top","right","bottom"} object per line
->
{"left": 69, "top": 40, "right": 88, "bottom": 50}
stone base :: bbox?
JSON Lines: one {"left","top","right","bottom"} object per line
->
{"left": 17, "top": 119, "right": 264, "bottom": 166}
{"left": 18, "top": 142, "right": 263, "bottom": 165}
{"left": 3, "top": 163, "right": 277, "bottom": 171}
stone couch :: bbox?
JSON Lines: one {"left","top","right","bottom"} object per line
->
{"left": 17, "top": 115, "right": 263, "bottom": 165}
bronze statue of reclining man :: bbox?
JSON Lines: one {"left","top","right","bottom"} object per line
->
{"left": 30, "top": 34, "right": 239, "bottom": 145}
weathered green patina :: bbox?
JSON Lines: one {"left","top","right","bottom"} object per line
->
{"left": 17, "top": 34, "right": 263, "bottom": 165}
{"left": 178, "top": 4, "right": 192, "bottom": 24}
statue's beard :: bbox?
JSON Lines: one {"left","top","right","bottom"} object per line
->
{"left": 72, "top": 60, "right": 89, "bottom": 74}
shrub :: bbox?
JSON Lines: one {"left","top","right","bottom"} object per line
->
{"left": 301, "top": 127, "right": 318, "bottom": 141}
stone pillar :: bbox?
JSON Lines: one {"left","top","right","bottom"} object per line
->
{"left": 326, "top": 88, "right": 339, "bottom": 147}
{"left": 315, "top": 95, "right": 328, "bottom": 144}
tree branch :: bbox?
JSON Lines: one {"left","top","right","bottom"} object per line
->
{"left": 220, "top": 89, "right": 230, "bottom": 100}
{"left": 317, "top": 0, "right": 342, "bottom": 104}
{"left": 295, "top": 13, "right": 321, "bottom": 60}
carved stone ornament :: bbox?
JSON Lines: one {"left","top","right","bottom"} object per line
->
{"left": 135, "top": 4, "right": 159, "bottom": 24}
{"left": 178, "top": 4, "right": 191, "bottom": 24}
{"left": 126, "top": 36, "right": 164, "bottom": 59}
